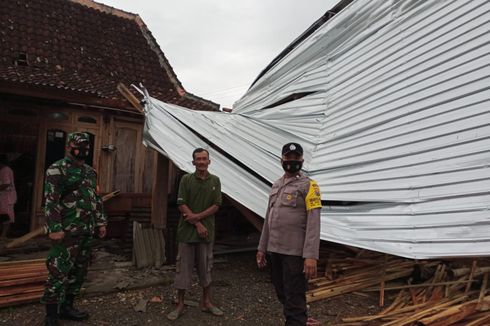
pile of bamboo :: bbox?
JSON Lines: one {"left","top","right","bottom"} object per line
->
{"left": 307, "top": 250, "right": 424, "bottom": 303}
{"left": 340, "top": 262, "right": 490, "bottom": 325}
{"left": 308, "top": 247, "right": 490, "bottom": 325}
{"left": 0, "top": 258, "right": 47, "bottom": 308}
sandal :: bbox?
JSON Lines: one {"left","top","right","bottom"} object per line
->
{"left": 167, "top": 308, "right": 185, "bottom": 321}
{"left": 201, "top": 306, "right": 224, "bottom": 316}
{"left": 307, "top": 317, "right": 321, "bottom": 326}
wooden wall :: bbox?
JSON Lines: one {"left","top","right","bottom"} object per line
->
{"left": 0, "top": 97, "right": 161, "bottom": 230}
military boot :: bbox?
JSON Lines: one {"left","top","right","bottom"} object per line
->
{"left": 59, "top": 294, "right": 89, "bottom": 321}
{"left": 44, "top": 304, "right": 59, "bottom": 326}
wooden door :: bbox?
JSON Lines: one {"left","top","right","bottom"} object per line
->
{"left": 112, "top": 122, "right": 143, "bottom": 193}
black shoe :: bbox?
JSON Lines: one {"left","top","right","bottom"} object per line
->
{"left": 59, "top": 305, "right": 89, "bottom": 320}
{"left": 59, "top": 294, "right": 89, "bottom": 321}
{"left": 44, "top": 304, "right": 59, "bottom": 326}
{"left": 44, "top": 316, "right": 59, "bottom": 326}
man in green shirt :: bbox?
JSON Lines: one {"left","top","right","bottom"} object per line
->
{"left": 167, "top": 148, "right": 223, "bottom": 321}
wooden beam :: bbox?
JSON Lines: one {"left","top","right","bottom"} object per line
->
{"left": 0, "top": 81, "right": 134, "bottom": 112}
{"left": 117, "top": 83, "right": 144, "bottom": 113}
{"left": 151, "top": 153, "right": 169, "bottom": 229}
{"left": 226, "top": 195, "right": 263, "bottom": 232}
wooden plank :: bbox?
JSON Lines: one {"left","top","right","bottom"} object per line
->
{"left": 134, "top": 124, "right": 144, "bottom": 193}
{"left": 0, "top": 290, "right": 44, "bottom": 308}
{"left": 143, "top": 148, "right": 156, "bottom": 193}
{"left": 380, "top": 254, "right": 387, "bottom": 307}
{"left": 116, "top": 83, "right": 143, "bottom": 113}
{"left": 380, "top": 295, "right": 470, "bottom": 326}
{"left": 99, "top": 114, "right": 115, "bottom": 193}
{"left": 466, "top": 313, "right": 490, "bottom": 326}
{"left": 465, "top": 260, "right": 478, "bottom": 295}
{"left": 0, "top": 284, "right": 45, "bottom": 297}
{"left": 419, "top": 301, "right": 480, "bottom": 326}
{"left": 0, "top": 271, "right": 48, "bottom": 282}
{"left": 362, "top": 279, "right": 478, "bottom": 292}
{"left": 342, "top": 301, "right": 429, "bottom": 323}
{"left": 307, "top": 268, "right": 414, "bottom": 303}
{"left": 0, "top": 259, "right": 45, "bottom": 267}
{"left": 31, "top": 116, "right": 47, "bottom": 230}
{"left": 477, "top": 272, "right": 488, "bottom": 308}
{"left": 151, "top": 153, "right": 169, "bottom": 229}
{"left": 450, "top": 266, "right": 490, "bottom": 278}
{"left": 112, "top": 124, "right": 138, "bottom": 192}
{"left": 0, "top": 265, "right": 46, "bottom": 275}
{"left": 0, "top": 275, "right": 47, "bottom": 287}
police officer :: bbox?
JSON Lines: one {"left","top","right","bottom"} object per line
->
{"left": 42, "top": 132, "right": 107, "bottom": 326}
{"left": 257, "top": 142, "right": 322, "bottom": 326}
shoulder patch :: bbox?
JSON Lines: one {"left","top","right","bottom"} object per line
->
{"left": 305, "top": 180, "right": 322, "bottom": 211}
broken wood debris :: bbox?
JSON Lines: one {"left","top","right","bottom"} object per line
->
{"left": 308, "top": 248, "right": 490, "bottom": 325}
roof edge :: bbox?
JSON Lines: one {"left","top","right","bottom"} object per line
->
{"left": 69, "top": 0, "right": 220, "bottom": 110}
{"left": 68, "top": 0, "right": 138, "bottom": 20}
{"left": 250, "top": 0, "right": 354, "bottom": 87}
{"left": 134, "top": 16, "right": 220, "bottom": 110}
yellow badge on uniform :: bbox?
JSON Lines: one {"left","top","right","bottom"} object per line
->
{"left": 305, "top": 180, "right": 322, "bottom": 211}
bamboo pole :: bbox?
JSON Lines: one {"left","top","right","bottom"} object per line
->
{"left": 477, "top": 272, "right": 488, "bottom": 309}
{"left": 377, "top": 294, "right": 469, "bottom": 326}
{"left": 363, "top": 279, "right": 477, "bottom": 292}
{"left": 465, "top": 313, "right": 490, "bottom": 326}
{"left": 379, "top": 254, "right": 387, "bottom": 307}
{"left": 418, "top": 302, "right": 478, "bottom": 326}
{"left": 465, "top": 260, "right": 478, "bottom": 295}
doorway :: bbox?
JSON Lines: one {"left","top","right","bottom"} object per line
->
{"left": 0, "top": 120, "right": 38, "bottom": 236}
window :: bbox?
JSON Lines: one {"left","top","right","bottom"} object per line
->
{"left": 14, "top": 52, "right": 28, "bottom": 66}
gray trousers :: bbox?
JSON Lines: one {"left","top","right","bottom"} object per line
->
{"left": 174, "top": 242, "right": 213, "bottom": 290}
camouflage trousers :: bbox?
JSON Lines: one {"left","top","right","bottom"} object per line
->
{"left": 41, "top": 236, "right": 92, "bottom": 304}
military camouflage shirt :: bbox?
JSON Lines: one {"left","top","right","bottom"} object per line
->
{"left": 44, "top": 157, "right": 107, "bottom": 235}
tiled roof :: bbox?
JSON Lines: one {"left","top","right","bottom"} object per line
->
{"left": 0, "top": 0, "right": 219, "bottom": 111}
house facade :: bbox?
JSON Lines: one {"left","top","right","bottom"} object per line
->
{"left": 0, "top": 0, "right": 218, "bottom": 234}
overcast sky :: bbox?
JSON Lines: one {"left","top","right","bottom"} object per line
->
{"left": 99, "top": 0, "right": 339, "bottom": 108}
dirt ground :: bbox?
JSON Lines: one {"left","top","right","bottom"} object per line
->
{"left": 0, "top": 252, "right": 381, "bottom": 326}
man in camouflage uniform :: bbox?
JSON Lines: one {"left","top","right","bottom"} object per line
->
{"left": 42, "top": 132, "right": 107, "bottom": 326}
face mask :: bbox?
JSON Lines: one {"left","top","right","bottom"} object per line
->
{"left": 282, "top": 160, "right": 303, "bottom": 174}
{"left": 70, "top": 143, "right": 90, "bottom": 160}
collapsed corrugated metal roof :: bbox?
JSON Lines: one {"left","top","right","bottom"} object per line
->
{"left": 142, "top": 0, "right": 490, "bottom": 259}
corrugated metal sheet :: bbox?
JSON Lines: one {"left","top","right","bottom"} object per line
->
{"left": 142, "top": 0, "right": 490, "bottom": 259}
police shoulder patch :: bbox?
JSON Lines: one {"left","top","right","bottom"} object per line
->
{"left": 305, "top": 180, "right": 322, "bottom": 211}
